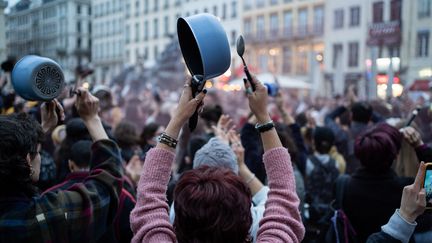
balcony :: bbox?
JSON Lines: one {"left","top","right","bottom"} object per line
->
{"left": 244, "top": 25, "right": 324, "bottom": 44}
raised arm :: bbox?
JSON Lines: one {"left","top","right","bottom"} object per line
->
{"left": 244, "top": 78, "right": 305, "bottom": 242}
{"left": 38, "top": 89, "right": 124, "bottom": 242}
{"left": 130, "top": 79, "right": 207, "bottom": 243}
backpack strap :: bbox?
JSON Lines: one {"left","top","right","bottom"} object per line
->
{"left": 335, "top": 174, "right": 350, "bottom": 209}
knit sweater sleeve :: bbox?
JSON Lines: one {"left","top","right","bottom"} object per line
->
{"left": 256, "top": 147, "right": 305, "bottom": 243}
{"left": 130, "top": 148, "right": 177, "bottom": 243}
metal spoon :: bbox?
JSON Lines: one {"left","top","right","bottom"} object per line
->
{"left": 236, "top": 35, "right": 255, "bottom": 91}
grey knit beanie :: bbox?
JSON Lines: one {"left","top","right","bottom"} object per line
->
{"left": 193, "top": 137, "right": 239, "bottom": 174}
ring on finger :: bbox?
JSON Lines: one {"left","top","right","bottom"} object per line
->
{"left": 245, "top": 87, "right": 253, "bottom": 95}
{"left": 194, "top": 97, "right": 200, "bottom": 104}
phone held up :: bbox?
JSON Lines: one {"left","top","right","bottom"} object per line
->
{"left": 422, "top": 163, "right": 432, "bottom": 209}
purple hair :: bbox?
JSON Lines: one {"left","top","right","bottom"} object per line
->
{"left": 355, "top": 123, "right": 402, "bottom": 173}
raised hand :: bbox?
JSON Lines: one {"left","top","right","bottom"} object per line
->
{"left": 243, "top": 76, "right": 270, "bottom": 123}
{"left": 400, "top": 127, "right": 424, "bottom": 148}
{"left": 399, "top": 162, "right": 428, "bottom": 222}
{"left": 41, "top": 99, "right": 65, "bottom": 133}
{"left": 212, "top": 114, "right": 235, "bottom": 144}
{"left": 75, "top": 88, "right": 100, "bottom": 121}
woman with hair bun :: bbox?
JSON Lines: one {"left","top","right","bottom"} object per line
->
{"left": 340, "top": 123, "right": 418, "bottom": 242}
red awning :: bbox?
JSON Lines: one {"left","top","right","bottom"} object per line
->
{"left": 409, "top": 79, "right": 432, "bottom": 91}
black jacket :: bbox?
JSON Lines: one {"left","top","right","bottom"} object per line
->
{"left": 342, "top": 168, "right": 412, "bottom": 242}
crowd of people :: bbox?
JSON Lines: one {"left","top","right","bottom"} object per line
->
{"left": 0, "top": 68, "right": 431, "bottom": 243}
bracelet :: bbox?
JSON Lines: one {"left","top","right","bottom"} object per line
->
{"left": 255, "top": 120, "right": 275, "bottom": 133}
{"left": 245, "top": 173, "right": 256, "bottom": 185}
{"left": 157, "top": 132, "right": 178, "bottom": 149}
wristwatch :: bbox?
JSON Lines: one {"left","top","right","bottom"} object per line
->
{"left": 255, "top": 120, "right": 275, "bottom": 133}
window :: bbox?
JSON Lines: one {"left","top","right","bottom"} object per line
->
{"left": 125, "top": 25, "right": 130, "bottom": 43}
{"left": 244, "top": 18, "right": 252, "bottom": 35}
{"left": 391, "top": 0, "right": 402, "bottom": 21}
{"left": 231, "top": 1, "right": 237, "bottom": 18}
{"left": 77, "top": 21, "right": 81, "bottom": 33}
{"left": 298, "top": 9, "right": 308, "bottom": 36}
{"left": 153, "top": 18, "right": 159, "bottom": 38}
{"left": 271, "top": 0, "right": 278, "bottom": 5}
{"left": 350, "top": 6, "right": 360, "bottom": 26}
{"left": 418, "top": 0, "right": 431, "bottom": 18}
{"left": 417, "top": 31, "right": 430, "bottom": 57}
{"left": 332, "top": 44, "right": 343, "bottom": 68}
{"left": 270, "top": 13, "right": 279, "bottom": 36}
{"left": 144, "top": 0, "right": 149, "bottom": 13}
{"left": 334, "top": 9, "right": 344, "bottom": 29}
{"left": 154, "top": 46, "right": 159, "bottom": 59}
{"left": 348, "top": 42, "right": 359, "bottom": 67}
{"left": 313, "top": 6, "right": 324, "bottom": 34}
{"left": 257, "top": 15, "right": 265, "bottom": 39}
{"left": 135, "top": 0, "right": 140, "bottom": 16}
{"left": 164, "top": 0, "right": 169, "bottom": 9}
{"left": 244, "top": 1, "right": 252, "bottom": 10}
{"left": 389, "top": 46, "right": 400, "bottom": 57}
{"left": 154, "top": 0, "right": 158, "bottom": 11}
{"left": 231, "top": 30, "right": 236, "bottom": 46}
{"left": 259, "top": 54, "right": 268, "bottom": 72}
{"left": 282, "top": 46, "right": 292, "bottom": 73}
{"left": 283, "top": 11, "right": 293, "bottom": 37}
{"left": 213, "top": 5, "right": 218, "bottom": 16}
{"left": 137, "top": 21, "right": 142, "bottom": 40}
{"left": 144, "top": 47, "right": 148, "bottom": 60}
{"left": 135, "top": 23, "right": 140, "bottom": 42}
{"left": 144, "top": 21, "right": 148, "bottom": 40}
{"left": 204, "top": 8, "right": 208, "bottom": 13}
{"left": 164, "top": 16, "right": 169, "bottom": 35}
{"left": 296, "top": 49, "right": 308, "bottom": 74}
{"left": 373, "top": 1, "right": 384, "bottom": 23}
{"left": 256, "top": 0, "right": 265, "bottom": 8}
{"left": 222, "top": 3, "right": 227, "bottom": 19}
{"left": 77, "top": 4, "right": 81, "bottom": 14}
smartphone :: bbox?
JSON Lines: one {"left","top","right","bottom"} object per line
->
{"left": 423, "top": 163, "right": 432, "bottom": 209}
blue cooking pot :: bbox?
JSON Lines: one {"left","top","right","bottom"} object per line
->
{"left": 177, "top": 13, "right": 231, "bottom": 80}
{"left": 11, "top": 55, "right": 65, "bottom": 101}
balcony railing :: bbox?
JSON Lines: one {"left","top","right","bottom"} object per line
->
{"left": 244, "top": 25, "right": 323, "bottom": 44}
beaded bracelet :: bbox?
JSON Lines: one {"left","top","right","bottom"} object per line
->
{"left": 157, "top": 132, "right": 178, "bottom": 149}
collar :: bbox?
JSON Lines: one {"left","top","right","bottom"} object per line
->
{"left": 64, "top": 171, "right": 90, "bottom": 181}
{"left": 352, "top": 167, "right": 398, "bottom": 180}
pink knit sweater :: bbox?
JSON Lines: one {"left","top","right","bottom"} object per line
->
{"left": 130, "top": 147, "right": 305, "bottom": 243}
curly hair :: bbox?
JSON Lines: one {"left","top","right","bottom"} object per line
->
{"left": 174, "top": 166, "right": 252, "bottom": 243}
{"left": 0, "top": 113, "right": 44, "bottom": 197}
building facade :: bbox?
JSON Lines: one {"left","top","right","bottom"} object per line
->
{"left": 403, "top": 0, "right": 432, "bottom": 89}
{"left": 241, "top": 0, "right": 325, "bottom": 90}
{"left": 5, "top": 0, "right": 91, "bottom": 82}
{"left": 324, "top": 0, "right": 405, "bottom": 98}
{"left": 91, "top": 0, "right": 125, "bottom": 84}
{"left": 323, "top": 0, "right": 370, "bottom": 97}
{"left": 0, "top": 0, "right": 7, "bottom": 62}
{"left": 124, "top": 0, "right": 241, "bottom": 78}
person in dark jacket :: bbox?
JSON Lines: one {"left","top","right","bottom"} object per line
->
{"left": 45, "top": 140, "right": 135, "bottom": 243}
{"left": 0, "top": 90, "right": 123, "bottom": 242}
{"left": 325, "top": 102, "right": 384, "bottom": 174}
{"left": 367, "top": 162, "right": 431, "bottom": 243}
{"left": 341, "top": 123, "right": 414, "bottom": 242}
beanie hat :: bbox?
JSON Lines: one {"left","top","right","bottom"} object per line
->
{"left": 193, "top": 137, "right": 238, "bottom": 174}
{"left": 355, "top": 123, "right": 402, "bottom": 173}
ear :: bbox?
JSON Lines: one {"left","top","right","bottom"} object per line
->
{"left": 68, "top": 160, "right": 77, "bottom": 173}
{"left": 26, "top": 153, "right": 32, "bottom": 165}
